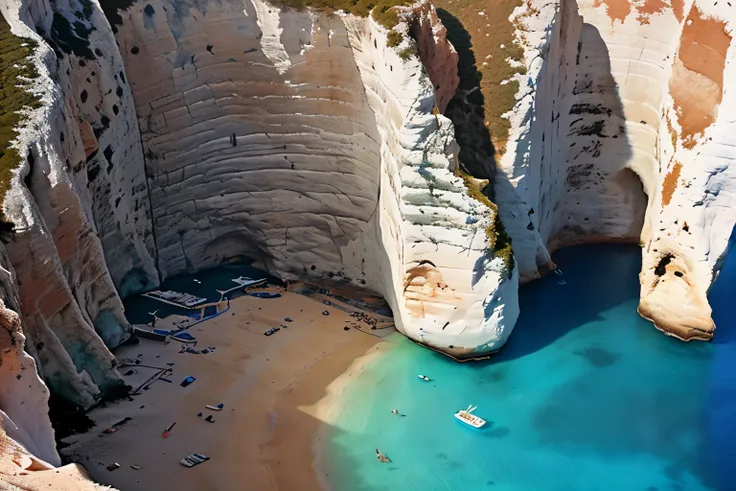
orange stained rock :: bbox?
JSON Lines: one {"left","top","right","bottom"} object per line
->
{"left": 670, "top": 7, "right": 731, "bottom": 147}
{"left": 671, "top": 0, "right": 685, "bottom": 22}
{"left": 636, "top": 0, "right": 668, "bottom": 24}
{"left": 593, "top": 0, "right": 632, "bottom": 24}
{"left": 661, "top": 161, "right": 682, "bottom": 206}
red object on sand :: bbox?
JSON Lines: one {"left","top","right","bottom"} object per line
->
{"left": 162, "top": 422, "right": 176, "bottom": 438}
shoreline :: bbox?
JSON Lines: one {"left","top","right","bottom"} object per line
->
{"left": 309, "top": 342, "right": 392, "bottom": 491}
{"left": 60, "top": 289, "right": 394, "bottom": 491}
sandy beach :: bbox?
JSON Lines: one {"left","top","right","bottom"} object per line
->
{"left": 61, "top": 289, "right": 394, "bottom": 491}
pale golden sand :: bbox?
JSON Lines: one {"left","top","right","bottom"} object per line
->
{"left": 61, "top": 291, "right": 394, "bottom": 491}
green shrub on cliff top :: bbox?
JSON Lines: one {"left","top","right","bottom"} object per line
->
{"left": 0, "top": 16, "right": 40, "bottom": 230}
{"left": 267, "top": 0, "right": 411, "bottom": 29}
{"left": 386, "top": 30, "right": 403, "bottom": 47}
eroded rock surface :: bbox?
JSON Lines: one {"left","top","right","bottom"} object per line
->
{"left": 496, "top": 0, "right": 736, "bottom": 341}
{"left": 0, "top": 0, "right": 734, "bottom": 480}
{"left": 0, "top": 0, "right": 517, "bottom": 474}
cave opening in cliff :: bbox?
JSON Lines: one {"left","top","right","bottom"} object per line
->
{"left": 654, "top": 253, "right": 674, "bottom": 277}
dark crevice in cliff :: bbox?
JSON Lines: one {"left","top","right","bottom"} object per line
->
{"left": 435, "top": 8, "right": 496, "bottom": 180}
{"left": 654, "top": 253, "right": 674, "bottom": 276}
{"left": 48, "top": 395, "right": 96, "bottom": 446}
{"left": 140, "top": 151, "right": 163, "bottom": 290}
{"left": 23, "top": 149, "right": 34, "bottom": 190}
{"left": 49, "top": 379, "right": 130, "bottom": 451}
{"left": 99, "top": 0, "right": 136, "bottom": 33}
{"left": 433, "top": 8, "right": 514, "bottom": 275}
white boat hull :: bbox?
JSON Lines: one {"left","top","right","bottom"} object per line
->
{"left": 454, "top": 411, "right": 486, "bottom": 429}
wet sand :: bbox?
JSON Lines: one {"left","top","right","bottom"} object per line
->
{"left": 61, "top": 291, "right": 393, "bottom": 491}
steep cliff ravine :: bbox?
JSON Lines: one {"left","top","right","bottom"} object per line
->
{"left": 494, "top": 0, "right": 736, "bottom": 341}
{"left": 0, "top": 0, "right": 734, "bottom": 479}
{"left": 0, "top": 0, "right": 519, "bottom": 472}
{"left": 0, "top": 0, "right": 144, "bottom": 468}
{"left": 102, "top": 0, "right": 517, "bottom": 358}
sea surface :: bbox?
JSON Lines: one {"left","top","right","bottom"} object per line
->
{"left": 322, "top": 244, "right": 736, "bottom": 491}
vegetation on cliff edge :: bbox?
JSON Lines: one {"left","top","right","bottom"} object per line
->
{"left": 268, "top": 0, "right": 413, "bottom": 46}
{"left": 434, "top": 0, "right": 524, "bottom": 157}
{"left": 456, "top": 168, "right": 514, "bottom": 278}
{"left": 432, "top": 0, "right": 521, "bottom": 278}
{"left": 0, "top": 16, "right": 40, "bottom": 233}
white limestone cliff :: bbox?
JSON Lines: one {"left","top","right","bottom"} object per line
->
{"left": 108, "top": 0, "right": 516, "bottom": 358}
{"left": 1, "top": 0, "right": 735, "bottom": 481}
{"left": 0, "top": 0, "right": 517, "bottom": 476}
{"left": 497, "top": 0, "right": 736, "bottom": 341}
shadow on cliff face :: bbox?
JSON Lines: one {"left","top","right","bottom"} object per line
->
{"left": 434, "top": 8, "right": 515, "bottom": 274}
{"left": 540, "top": 22, "right": 642, "bottom": 248}
{"left": 496, "top": 16, "right": 643, "bottom": 284}
{"left": 436, "top": 9, "right": 645, "bottom": 284}
{"left": 435, "top": 8, "right": 496, "bottom": 180}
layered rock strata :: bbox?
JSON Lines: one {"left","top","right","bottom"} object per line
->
{"left": 108, "top": 0, "right": 516, "bottom": 358}
{"left": 0, "top": 0, "right": 515, "bottom": 472}
{"left": 497, "top": 0, "right": 736, "bottom": 341}
{"left": 0, "top": 0, "right": 735, "bottom": 478}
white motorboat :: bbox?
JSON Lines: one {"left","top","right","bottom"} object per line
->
{"left": 454, "top": 405, "right": 486, "bottom": 429}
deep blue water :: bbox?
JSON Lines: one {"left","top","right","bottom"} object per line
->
{"left": 323, "top": 244, "right": 736, "bottom": 491}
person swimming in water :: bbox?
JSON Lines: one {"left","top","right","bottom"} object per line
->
{"left": 376, "top": 449, "right": 390, "bottom": 463}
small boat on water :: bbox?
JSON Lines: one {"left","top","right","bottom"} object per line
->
{"left": 454, "top": 405, "right": 486, "bottom": 429}
{"left": 417, "top": 374, "right": 431, "bottom": 382}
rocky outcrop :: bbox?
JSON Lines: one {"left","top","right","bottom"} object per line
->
{"left": 102, "top": 0, "right": 516, "bottom": 358}
{"left": 496, "top": 0, "right": 736, "bottom": 341}
{"left": 1, "top": 0, "right": 132, "bottom": 411}
{"left": 0, "top": 263, "right": 58, "bottom": 466}
{"left": 0, "top": 0, "right": 517, "bottom": 473}
{"left": 0, "top": 0, "right": 734, "bottom": 479}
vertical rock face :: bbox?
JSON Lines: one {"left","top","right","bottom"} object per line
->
{"left": 1, "top": 0, "right": 733, "bottom": 475}
{"left": 0, "top": 0, "right": 518, "bottom": 470}
{"left": 1, "top": 0, "right": 133, "bottom": 411}
{"left": 105, "top": 0, "right": 516, "bottom": 358}
{"left": 344, "top": 4, "right": 519, "bottom": 358}
{"left": 41, "top": 0, "right": 160, "bottom": 298}
{"left": 113, "top": 0, "right": 384, "bottom": 282}
{"left": 497, "top": 0, "right": 736, "bottom": 341}
{"left": 0, "top": 252, "right": 59, "bottom": 466}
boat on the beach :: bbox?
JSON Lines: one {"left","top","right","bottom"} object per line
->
{"left": 133, "top": 326, "right": 168, "bottom": 341}
{"left": 454, "top": 405, "right": 486, "bottom": 429}
{"left": 249, "top": 291, "right": 282, "bottom": 299}
{"left": 143, "top": 289, "right": 208, "bottom": 308}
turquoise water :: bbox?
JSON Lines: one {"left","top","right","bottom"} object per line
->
{"left": 324, "top": 244, "right": 736, "bottom": 491}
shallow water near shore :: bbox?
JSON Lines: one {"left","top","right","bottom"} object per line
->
{"left": 322, "top": 244, "right": 736, "bottom": 491}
